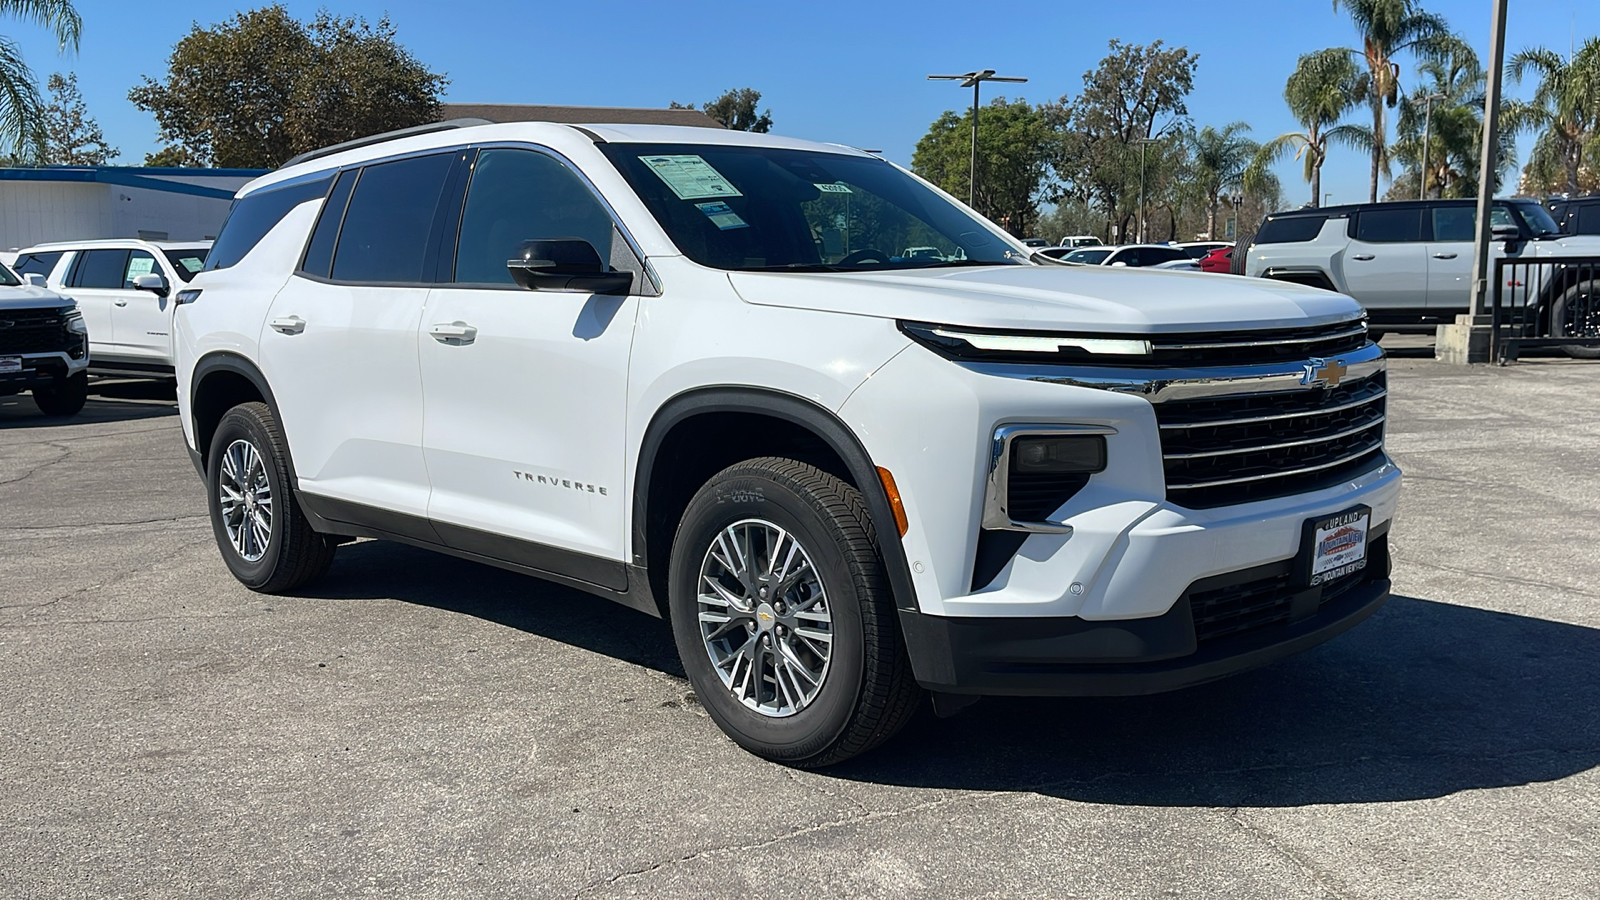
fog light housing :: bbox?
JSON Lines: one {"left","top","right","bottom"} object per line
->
{"left": 1011, "top": 435, "right": 1106, "bottom": 475}
{"left": 983, "top": 425, "right": 1115, "bottom": 533}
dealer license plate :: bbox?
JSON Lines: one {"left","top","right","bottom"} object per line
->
{"left": 1305, "top": 506, "right": 1370, "bottom": 586}
{"left": 0, "top": 356, "right": 21, "bottom": 375}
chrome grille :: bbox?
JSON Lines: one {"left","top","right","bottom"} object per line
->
{"left": 0, "top": 308, "right": 74, "bottom": 354}
{"left": 1158, "top": 371, "right": 1387, "bottom": 508}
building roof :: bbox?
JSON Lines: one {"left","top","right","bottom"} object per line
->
{"left": 0, "top": 166, "right": 266, "bottom": 200}
{"left": 441, "top": 103, "right": 724, "bottom": 129}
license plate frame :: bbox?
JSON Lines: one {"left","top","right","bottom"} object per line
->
{"left": 1297, "top": 505, "right": 1371, "bottom": 587}
{"left": 0, "top": 356, "right": 21, "bottom": 375}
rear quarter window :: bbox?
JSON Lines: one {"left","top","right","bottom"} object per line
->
{"left": 1577, "top": 203, "right": 1600, "bottom": 235}
{"left": 13, "top": 251, "right": 62, "bottom": 278}
{"left": 207, "top": 174, "right": 334, "bottom": 271}
{"left": 1254, "top": 215, "right": 1329, "bottom": 244}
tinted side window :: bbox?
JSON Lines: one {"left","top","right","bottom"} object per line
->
{"left": 453, "top": 149, "right": 615, "bottom": 285}
{"left": 74, "top": 249, "right": 131, "bottom": 288}
{"left": 13, "top": 251, "right": 62, "bottom": 277}
{"left": 332, "top": 153, "right": 454, "bottom": 283}
{"left": 124, "top": 250, "right": 158, "bottom": 288}
{"left": 300, "top": 168, "right": 358, "bottom": 278}
{"left": 1354, "top": 208, "right": 1422, "bottom": 243}
{"left": 1578, "top": 204, "right": 1600, "bottom": 235}
{"left": 1254, "top": 215, "right": 1328, "bottom": 244}
{"left": 208, "top": 174, "right": 334, "bottom": 271}
{"left": 1144, "top": 247, "right": 1190, "bottom": 265}
{"left": 1431, "top": 207, "right": 1475, "bottom": 241}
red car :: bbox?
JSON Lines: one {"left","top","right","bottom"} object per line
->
{"left": 1199, "top": 246, "right": 1232, "bottom": 273}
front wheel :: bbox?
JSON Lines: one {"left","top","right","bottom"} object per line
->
{"left": 1553, "top": 279, "right": 1600, "bottom": 359}
{"left": 32, "top": 372, "right": 87, "bottom": 417}
{"left": 667, "top": 458, "right": 923, "bottom": 767}
{"left": 205, "top": 401, "right": 336, "bottom": 592}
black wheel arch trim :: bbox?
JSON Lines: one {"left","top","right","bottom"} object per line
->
{"left": 189, "top": 351, "right": 291, "bottom": 484}
{"left": 633, "top": 386, "right": 922, "bottom": 613}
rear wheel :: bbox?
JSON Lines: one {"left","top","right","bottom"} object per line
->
{"left": 206, "top": 402, "right": 336, "bottom": 592}
{"left": 1553, "top": 279, "right": 1600, "bottom": 359}
{"left": 32, "top": 372, "right": 87, "bottom": 417}
{"left": 667, "top": 458, "right": 922, "bottom": 767}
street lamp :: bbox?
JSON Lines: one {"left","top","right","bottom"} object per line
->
{"left": 928, "top": 69, "right": 1028, "bottom": 209}
{"left": 1418, "top": 91, "right": 1446, "bottom": 200}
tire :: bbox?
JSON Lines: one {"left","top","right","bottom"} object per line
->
{"left": 1552, "top": 279, "right": 1600, "bottom": 359}
{"left": 32, "top": 372, "right": 87, "bottom": 417}
{"left": 667, "top": 458, "right": 923, "bottom": 767}
{"left": 205, "top": 401, "right": 336, "bottom": 592}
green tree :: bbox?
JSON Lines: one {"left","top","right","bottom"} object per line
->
{"left": 1387, "top": 49, "right": 1510, "bottom": 199}
{"left": 1332, "top": 0, "right": 1457, "bottom": 202}
{"left": 1250, "top": 48, "right": 1370, "bottom": 207}
{"left": 143, "top": 144, "right": 203, "bottom": 167}
{"left": 1186, "top": 122, "right": 1258, "bottom": 238}
{"left": 40, "top": 71, "right": 113, "bottom": 164}
{"left": 1048, "top": 40, "right": 1198, "bottom": 241}
{"left": 0, "top": 0, "right": 81, "bottom": 158}
{"left": 672, "top": 87, "right": 773, "bottom": 132}
{"left": 1503, "top": 39, "right": 1600, "bottom": 196}
{"left": 912, "top": 97, "right": 1055, "bottom": 236}
{"left": 129, "top": 5, "right": 445, "bottom": 168}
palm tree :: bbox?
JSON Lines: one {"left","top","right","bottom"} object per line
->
{"left": 1389, "top": 49, "right": 1511, "bottom": 199}
{"left": 0, "top": 0, "right": 81, "bottom": 158}
{"left": 1332, "top": 0, "right": 1456, "bottom": 202}
{"left": 1187, "top": 122, "right": 1259, "bottom": 238}
{"left": 1249, "top": 49, "right": 1370, "bottom": 207}
{"left": 1503, "top": 38, "right": 1600, "bottom": 196}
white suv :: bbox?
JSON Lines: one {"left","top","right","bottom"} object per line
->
{"left": 10, "top": 239, "right": 210, "bottom": 376}
{"left": 175, "top": 121, "right": 1401, "bottom": 765}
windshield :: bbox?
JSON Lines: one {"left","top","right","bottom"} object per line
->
{"left": 1513, "top": 200, "right": 1562, "bottom": 237}
{"left": 1063, "top": 248, "right": 1112, "bottom": 264}
{"left": 600, "top": 143, "right": 1023, "bottom": 272}
{"left": 163, "top": 248, "right": 209, "bottom": 281}
{"left": 0, "top": 263, "right": 18, "bottom": 286}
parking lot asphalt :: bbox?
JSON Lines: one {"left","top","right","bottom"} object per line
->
{"left": 2, "top": 357, "right": 1598, "bottom": 900}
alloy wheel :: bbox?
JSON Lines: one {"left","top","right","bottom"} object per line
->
{"left": 218, "top": 438, "right": 273, "bottom": 562}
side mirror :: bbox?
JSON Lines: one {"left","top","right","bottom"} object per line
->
{"left": 24, "top": 273, "right": 46, "bottom": 288}
{"left": 506, "top": 239, "right": 632, "bottom": 295}
{"left": 1492, "top": 223, "right": 1521, "bottom": 246}
{"left": 1110, "top": 260, "right": 1129, "bottom": 267}
{"left": 132, "top": 272, "right": 169, "bottom": 297}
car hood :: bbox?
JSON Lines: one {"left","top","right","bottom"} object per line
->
{"left": 0, "top": 284, "right": 73, "bottom": 310}
{"left": 1533, "top": 235, "right": 1600, "bottom": 255}
{"left": 728, "top": 264, "right": 1362, "bottom": 333}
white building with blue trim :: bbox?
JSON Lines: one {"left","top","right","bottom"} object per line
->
{"left": 0, "top": 166, "right": 267, "bottom": 250}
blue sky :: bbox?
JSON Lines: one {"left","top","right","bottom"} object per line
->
{"left": 4, "top": 0, "right": 1591, "bottom": 205}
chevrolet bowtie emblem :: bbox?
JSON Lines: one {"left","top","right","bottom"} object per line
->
{"left": 1301, "top": 357, "right": 1348, "bottom": 388}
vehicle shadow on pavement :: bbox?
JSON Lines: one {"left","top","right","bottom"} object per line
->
{"left": 831, "top": 594, "right": 1600, "bottom": 806}
{"left": 0, "top": 378, "right": 177, "bottom": 428}
{"left": 310, "top": 543, "right": 1600, "bottom": 807}
{"left": 313, "top": 540, "right": 686, "bottom": 677}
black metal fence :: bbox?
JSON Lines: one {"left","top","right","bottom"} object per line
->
{"left": 1491, "top": 256, "right": 1600, "bottom": 363}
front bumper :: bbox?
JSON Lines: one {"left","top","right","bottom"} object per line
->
{"left": 0, "top": 351, "right": 88, "bottom": 395}
{"left": 902, "top": 533, "right": 1391, "bottom": 695}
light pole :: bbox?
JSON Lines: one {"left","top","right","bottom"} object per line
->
{"left": 928, "top": 70, "right": 1028, "bottom": 209}
{"left": 1136, "top": 137, "right": 1161, "bottom": 242}
{"left": 1418, "top": 92, "right": 1446, "bottom": 200}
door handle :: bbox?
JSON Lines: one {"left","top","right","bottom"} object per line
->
{"left": 1351, "top": 253, "right": 1376, "bottom": 261}
{"left": 1432, "top": 252, "right": 1459, "bottom": 259}
{"left": 113, "top": 298, "right": 129, "bottom": 307}
{"left": 429, "top": 322, "right": 478, "bottom": 344}
{"left": 269, "top": 315, "right": 306, "bottom": 335}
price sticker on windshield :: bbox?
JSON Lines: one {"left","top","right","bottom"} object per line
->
{"left": 640, "top": 155, "right": 742, "bottom": 200}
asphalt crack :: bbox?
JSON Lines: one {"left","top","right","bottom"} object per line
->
{"left": 0, "top": 441, "right": 71, "bottom": 487}
{"left": 1224, "top": 808, "right": 1350, "bottom": 900}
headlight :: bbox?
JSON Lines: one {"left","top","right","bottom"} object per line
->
{"left": 65, "top": 312, "right": 87, "bottom": 335}
{"left": 900, "top": 320, "right": 1152, "bottom": 362}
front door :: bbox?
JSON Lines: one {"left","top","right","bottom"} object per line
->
{"left": 1341, "top": 207, "right": 1428, "bottom": 313}
{"left": 111, "top": 249, "right": 174, "bottom": 364}
{"left": 64, "top": 248, "right": 134, "bottom": 363}
{"left": 419, "top": 147, "right": 638, "bottom": 584}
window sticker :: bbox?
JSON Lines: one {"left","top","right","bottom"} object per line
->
{"left": 125, "top": 256, "right": 156, "bottom": 280}
{"left": 640, "top": 154, "right": 742, "bottom": 200}
{"left": 177, "top": 257, "right": 204, "bottom": 273}
{"left": 696, "top": 201, "right": 748, "bottom": 231}
{"left": 815, "top": 182, "right": 852, "bottom": 193}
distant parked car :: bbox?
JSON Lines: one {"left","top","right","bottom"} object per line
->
{"left": 1175, "top": 240, "right": 1232, "bottom": 259}
{"left": 1199, "top": 246, "right": 1233, "bottom": 273}
{"left": 1059, "top": 235, "right": 1103, "bottom": 248}
{"left": 1060, "top": 244, "right": 1194, "bottom": 268}
{"left": 10, "top": 239, "right": 211, "bottom": 377}
{"left": 1020, "top": 237, "right": 1050, "bottom": 248}
{"left": 0, "top": 261, "right": 90, "bottom": 416}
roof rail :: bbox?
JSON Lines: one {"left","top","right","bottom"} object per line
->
{"left": 279, "top": 118, "right": 494, "bottom": 169}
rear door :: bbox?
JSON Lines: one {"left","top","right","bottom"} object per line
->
{"left": 64, "top": 248, "right": 131, "bottom": 361}
{"left": 1341, "top": 207, "right": 1427, "bottom": 311}
{"left": 1424, "top": 204, "right": 1474, "bottom": 313}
